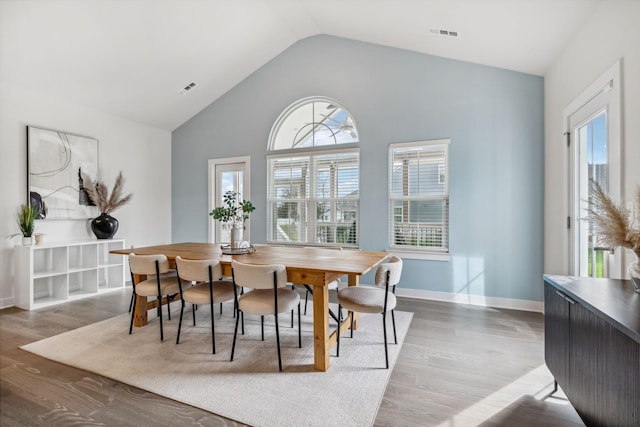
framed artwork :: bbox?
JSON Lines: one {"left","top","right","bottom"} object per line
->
{"left": 27, "top": 126, "right": 99, "bottom": 220}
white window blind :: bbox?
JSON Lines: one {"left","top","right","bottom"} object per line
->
{"left": 267, "top": 149, "right": 359, "bottom": 247}
{"left": 389, "top": 140, "right": 449, "bottom": 252}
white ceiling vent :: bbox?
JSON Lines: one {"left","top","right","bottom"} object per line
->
{"left": 179, "top": 81, "right": 198, "bottom": 95}
{"left": 429, "top": 28, "right": 460, "bottom": 38}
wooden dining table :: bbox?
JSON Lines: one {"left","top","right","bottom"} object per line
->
{"left": 111, "top": 242, "right": 388, "bottom": 371}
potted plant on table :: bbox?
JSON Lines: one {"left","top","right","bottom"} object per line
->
{"left": 82, "top": 171, "right": 133, "bottom": 239}
{"left": 15, "top": 204, "right": 36, "bottom": 245}
{"left": 209, "top": 191, "right": 255, "bottom": 248}
{"left": 587, "top": 180, "right": 640, "bottom": 293}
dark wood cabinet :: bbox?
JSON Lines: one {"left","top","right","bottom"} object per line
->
{"left": 544, "top": 275, "right": 640, "bottom": 427}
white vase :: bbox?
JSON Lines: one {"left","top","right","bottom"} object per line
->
{"left": 628, "top": 250, "right": 640, "bottom": 294}
{"left": 230, "top": 226, "right": 243, "bottom": 249}
{"left": 22, "top": 236, "right": 33, "bottom": 245}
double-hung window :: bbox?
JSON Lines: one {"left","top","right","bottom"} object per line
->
{"left": 267, "top": 97, "right": 359, "bottom": 247}
{"left": 389, "top": 139, "right": 450, "bottom": 252}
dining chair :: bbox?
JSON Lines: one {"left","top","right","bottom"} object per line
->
{"left": 128, "top": 253, "right": 182, "bottom": 341}
{"left": 230, "top": 260, "right": 301, "bottom": 372}
{"left": 174, "top": 256, "right": 236, "bottom": 354}
{"left": 128, "top": 244, "right": 178, "bottom": 313}
{"left": 336, "top": 255, "right": 402, "bottom": 369}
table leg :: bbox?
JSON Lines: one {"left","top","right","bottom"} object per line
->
{"left": 348, "top": 273, "right": 360, "bottom": 330}
{"left": 312, "top": 280, "right": 330, "bottom": 371}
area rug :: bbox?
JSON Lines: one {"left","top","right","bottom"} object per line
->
{"left": 21, "top": 303, "right": 412, "bottom": 427}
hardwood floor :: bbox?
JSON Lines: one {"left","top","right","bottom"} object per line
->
{"left": 0, "top": 289, "right": 584, "bottom": 426}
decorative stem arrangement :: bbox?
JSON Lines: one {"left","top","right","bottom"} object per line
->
{"left": 587, "top": 180, "right": 640, "bottom": 292}
{"left": 82, "top": 171, "right": 133, "bottom": 239}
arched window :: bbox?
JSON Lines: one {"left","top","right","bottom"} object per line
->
{"left": 269, "top": 97, "right": 359, "bottom": 150}
{"left": 267, "top": 97, "right": 360, "bottom": 247}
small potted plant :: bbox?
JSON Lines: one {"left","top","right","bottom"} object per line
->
{"left": 209, "top": 191, "right": 255, "bottom": 248}
{"left": 16, "top": 204, "right": 36, "bottom": 245}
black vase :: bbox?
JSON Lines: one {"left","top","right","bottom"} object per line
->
{"left": 91, "top": 213, "right": 119, "bottom": 239}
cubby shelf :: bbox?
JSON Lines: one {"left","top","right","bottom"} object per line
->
{"left": 15, "top": 239, "right": 125, "bottom": 310}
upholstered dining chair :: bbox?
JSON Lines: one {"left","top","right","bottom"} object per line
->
{"left": 336, "top": 255, "right": 402, "bottom": 369}
{"left": 176, "top": 256, "right": 234, "bottom": 354}
{"left": 230, "top": 260, "right": 301, "bottom": 372}
{"left": 128, "top": 244, "right": 178, "bottom": 313}
{"left": 174, "top": 256, "right": 236, "bottom": 354}
{"left": 128, "top": 253, "right": 182, "bottom": 341}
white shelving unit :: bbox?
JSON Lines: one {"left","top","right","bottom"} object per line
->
{"left": 15, "top": 239, "right": 126, "bottom": 310}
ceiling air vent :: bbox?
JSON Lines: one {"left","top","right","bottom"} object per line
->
{"left": 179, "top": 81, "right": 198, "bottom": 95}
{"left": 429, "top": 28, "right": 460, "bottom": 38}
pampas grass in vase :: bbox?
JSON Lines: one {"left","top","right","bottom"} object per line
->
{"left": 587, "top": 180, "right": 640, "bottom": 292}
{"left": 82, "top": 171, "right": 133, "bottom": 239}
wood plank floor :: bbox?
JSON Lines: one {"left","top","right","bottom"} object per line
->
{"left": 0, "top": 289, "right": 584, "bottom": 426}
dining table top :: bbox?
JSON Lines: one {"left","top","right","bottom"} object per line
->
{"left": 111, "top": 242, "right": 389, "bottom": 277}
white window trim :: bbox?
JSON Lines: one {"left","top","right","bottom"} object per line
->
{"left": 388, "top": 139, "right": 450, "bottom": 255}
{"left": 388, "top": 249, "right": 451, "bottom": 262}
{"left": 562, "top": 59, "right": 622, "bottom": 276}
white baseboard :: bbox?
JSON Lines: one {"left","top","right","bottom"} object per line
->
{"left": 0, "top": 296, "right": 15, "bottom": 310}
{"left": 0, "top": 286, "right": 542, "bottom": 313}
{"left": 395, "top": 288, "right": 543, "bottom": 313}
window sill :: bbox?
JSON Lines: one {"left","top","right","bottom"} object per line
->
{"left": 385, "top": 249, "right": 451, "bottom": 262}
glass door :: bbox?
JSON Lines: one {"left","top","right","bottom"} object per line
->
{"left": 567, "top": 62, "right": 621, "bottom": 278}
{"left": 208, "top": 157, "right": 250, "bottom": 244}
{"left": 570, "top": 110, "right": 609, "bottom": 277}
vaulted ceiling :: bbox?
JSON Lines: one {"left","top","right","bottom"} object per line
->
{"left": 0, "top": 0, "right": 602, "bottom": 131}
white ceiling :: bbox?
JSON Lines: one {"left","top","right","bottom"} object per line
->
{"left": 0, "top": 0, "right": 603, "bottom": 131}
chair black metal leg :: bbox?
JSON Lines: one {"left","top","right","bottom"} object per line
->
{"left": 129, "top": 294, "right": 137, "bottom": 334}
{"left": 303, "top": 285, "right": 314, "bottom": 316}
{"left": 274, "top": 311, "right": 282, "bottom": 372}
{"left": 261, "top": 315, "right": 265, "bottom": 341}
{"left": 230, "top": 310, "right": 241, "bottom": 361}
{"left": 128, "top": 290, "right": 134, "bottom": 313}
{"left": 329, "top": 308, "right": 340, "bottom": 324}
{"left": 211, "top": 306, "right": 216, "bottom": 354}
{"left": 167, "top": 295, "right": 171, "bottom": 321}
{"left": 350, "top": 312, "right": 354, "bottom": 338}
{"left": 219, "top": 302, "right": 223, "bottom": 315}
{"left": 336, "top": 304, "right": 341, "bottom": 357}
{"left": 290, "top": 309, "right": 294, "bottom": 328}
{"left": 176, "top": 300, "right": 186, "bottom": 344}
{"left": 298, "top": 302, "right": 301, "bottom": 348}
{"left": 158, "top": 295, "right": 164, "bottom": 341}
{"left": 192, "top": 304, "right": 197, "bottom": 325}
{"left": 391, "top": 309, "right": 397, "bottom": 344}
{"left": 383, "top": 312, "right": 389, "bottom": 369}
{"left": 241, "top": 311, "right": 244, "bottom": 335}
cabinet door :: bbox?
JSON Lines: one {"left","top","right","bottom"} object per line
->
{"left": 571, "top": 301, "right": 640, "bottom": 426}
{"left": 544, "top": 283, "right": 570, "bottom": 390}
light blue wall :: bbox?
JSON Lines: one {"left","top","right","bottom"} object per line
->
{"left": 172, "top": 35, "right": 544, "bottom": 302}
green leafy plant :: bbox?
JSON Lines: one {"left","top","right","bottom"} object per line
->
{"left": 209, "top": 191, "right": 255, "bottom": 227}
{"left": 16, "top": 204, "right": 36, "bottom": 237}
